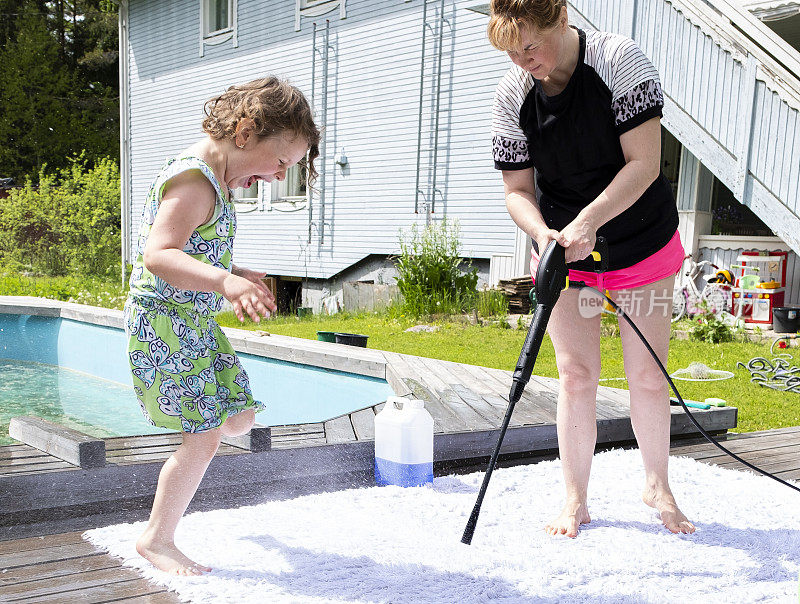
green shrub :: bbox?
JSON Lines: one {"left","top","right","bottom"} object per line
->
{"left": 690, "top": 311, "right": 736, "bottom": 344}
{"left": 0, "top": 154, "right": 120, "bottom": 277}
{"left": 394, "top": 218, "right": 479, "bottom": 317}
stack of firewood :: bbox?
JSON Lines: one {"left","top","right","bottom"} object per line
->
{"left": 497, "top": 275, "right": 534, "bottom": 314}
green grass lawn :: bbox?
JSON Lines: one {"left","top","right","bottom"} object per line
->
{"left": 2, "top": 269, "right": 797, "bottom": 435}
{"left": 217, "top": 311, "right": 800, "bottom": 434}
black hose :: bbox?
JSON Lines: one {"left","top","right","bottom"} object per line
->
{"left": 597, "top": 288, "right": 800, "bottom": 495}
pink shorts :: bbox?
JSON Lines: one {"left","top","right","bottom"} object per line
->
{"left": 531, "top": 230, "right": 685, "bottom": 291}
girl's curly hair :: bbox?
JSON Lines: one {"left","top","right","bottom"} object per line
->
{"left": 202, "top": 76, "right": 321, "bottom": 186}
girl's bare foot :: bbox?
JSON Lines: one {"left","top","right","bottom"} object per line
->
{"left": 136, "top": 532, "right": 211, "bottom": 576}
{"left": 545, "top": 500, "right": 591, "bottom": 538}
{"left": 643, "top": 489, "right": 695, "bottom": 534}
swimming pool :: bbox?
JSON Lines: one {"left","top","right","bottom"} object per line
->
{"left": 0, "top": 312, "right": 394, "bottom": 445}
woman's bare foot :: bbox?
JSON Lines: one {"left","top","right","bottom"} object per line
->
{"left": 545, "top": 500, "right": 591, "bottom": 538}
{"left": 643, "top": 489, "right": 695, "bottom": 534}
{"left": 136, "top": 532, "right": 211, "bottom": 576}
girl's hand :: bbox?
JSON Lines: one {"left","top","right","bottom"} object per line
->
{"left": 222, "top": 271, "right": 277, "bottom": 323}
{"left": 560, "top": 217, "right": 597, "bottom": 264}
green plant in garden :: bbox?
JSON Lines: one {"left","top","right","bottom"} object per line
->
{"left": 690, "top": 310, "right": 740, "bottom": 344}
{"left": 0, "top": 155, "right": 120, "bottom": 277}
{"left": 0, "top": 272, "right": 126, "bottom": 309}
{"left": 476, "top": 287, "right": 509, "bottom": 319}
{"left": 394, "top": 218, "right": 479, "bottom": 317}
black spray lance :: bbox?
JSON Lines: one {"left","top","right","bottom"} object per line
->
{"left": 461, "top": 239, "right": 607, "bottom": 545}
{"left": 462, "top": 237, "right": 799, "bottom": 546}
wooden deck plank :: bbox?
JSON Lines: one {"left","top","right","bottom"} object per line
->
{"left": 0, "top": 553, "right": 117, "bottom": 586}
{"left": 421, "top": 358, "right": 511, "bottom": 428}
{"left": 384, "top": 352, "right": 466, "bottom": 433}
{"left": 0, "top": 453, "right": 85, "bottom": 468}
{"left": 324, "top": 415, "right": 357, "bottom": 444}
{"left": 0, "top": 531, "right": 85, "bottom": 556}
{"left": 103, "top": 592, "right": 179, "bottom": 603}
{"left": 454, "top": 363, "right": 546, "bottom": 426}
{"left": 385, "top": 364, "right": 413, "bottom": 397}
{"left": 8, "top": 577, "right": 172, "bottom": 603}
{"left": 0, "top": 460, "right": 76, "bottom": 474}
{"left": 271, "top": 436, "right": 328, "bottom": 449}
{"left": 0, "top": 541, "right": 99, "bottom": 569}
{"left": 0, "top": 565, "right": 146, "bottom": 599}
{"left": 269, "top": 423, "right": 325, "bottom": 437}
{"left": 483, "top": 368, "right": 559, "bottom": 424}
{"left": 671, "top": 432, "right": 800, "bottom": 457}
{"left": 104, "top": 434, "right": 181, "bottom": 450}
{"left": 0, "top": 447, "right": 51, "bottom": 462}
{"left": 350, "top": 407, "right": 377, "bottom": 441}
{"left": 406, "top": 355, "right": 495, "bottom": 431}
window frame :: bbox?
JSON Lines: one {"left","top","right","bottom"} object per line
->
{"left": 199, "top": 0, "right": 238, "bottom": 57}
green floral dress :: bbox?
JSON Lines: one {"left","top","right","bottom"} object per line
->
{"left": 123, "top": 156, "right": 265, "bottom": 433}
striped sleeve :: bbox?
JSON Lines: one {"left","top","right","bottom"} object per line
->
{"left": 491, "top": 66, "right": 535, "bottom": 170}
{"left": 585, "top": 31, "right": 664, "bottom": 134}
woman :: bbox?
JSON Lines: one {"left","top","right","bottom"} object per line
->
{"left": 489, "top": 0, "right": 695, "bottom": 537}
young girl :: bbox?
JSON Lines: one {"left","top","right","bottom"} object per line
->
{"left": 124, "top": 76, "right": 320, "bottom": 575}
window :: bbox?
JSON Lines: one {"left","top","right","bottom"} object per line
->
{"left": 200, "top": 0, "right": 237, "bottom": 56}
{"left": 272, "top": 164, "right": 308, "bottom": 200}
{"left": 204, "top": 0, "right": 231, "bottom": 35}
{"left": 232, "top": 180, "right": 260, "bottom": 213}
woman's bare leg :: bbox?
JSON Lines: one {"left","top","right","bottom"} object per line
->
{"left": 544, "top": 288, "right": 602, "bottom": 538}
{"left": 136, "top": 429, "right": 222, "bottom": 575}
{"left": 616, "top": 275, "right": 695, "bottom": 534}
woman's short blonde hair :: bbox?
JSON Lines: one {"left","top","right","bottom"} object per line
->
{"left": 487, "top": 0, "right": 566, "bottom": 51}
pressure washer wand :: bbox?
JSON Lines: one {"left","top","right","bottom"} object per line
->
{"left": 461, "top": 241, "right": 569, "bottom": 545}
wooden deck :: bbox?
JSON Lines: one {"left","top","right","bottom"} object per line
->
{"left": 0, "top": 352, "right": 735, "bottom": 532}
{"left": 1, "top": 427, "right": 798, "bottom": 603}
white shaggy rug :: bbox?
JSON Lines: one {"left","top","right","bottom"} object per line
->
{"left": 83, "top": 449, "right": 800, "bottom": 603}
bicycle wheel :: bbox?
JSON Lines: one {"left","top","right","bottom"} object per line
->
{"left": 672, "top": 288, "right": 687, "bottom": 322}
{"left": 701, "top": 284, "right": 729, "bottom": 315}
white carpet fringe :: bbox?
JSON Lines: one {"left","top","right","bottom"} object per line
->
{"left": 84, "top": 449, "right": 800, "bottom": 603}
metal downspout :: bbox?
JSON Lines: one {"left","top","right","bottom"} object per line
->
{"left": 430, "top": 0, "right": 446, "bottom": 215}
{"left": 319, "top": 19, "right": 329, "bottom": 245}
{"left": 308, "top": 23, "right": 316, "bottom": 244}
{"left": 414, "top": 0, "right": 429, "bottom": 214}
{"left": 119, "top": 0, "right": 131, "bottom": 287}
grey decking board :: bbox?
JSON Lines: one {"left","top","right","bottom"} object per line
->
{"left": 382, "top": 352, "right": 468, "bottom": 434}
{"left": 385, "top": 364, "right": 413, "bottom": 397}
{"left": 482, "top": 367, "right": 559, "bottom": 425}
{"left": 418, "top": 357, "right": 508, "bottom": 428}
{"left": 455, "top": 363, "right": 545, "bottom": 425}
{"left": 350, "top": 407, "right": 377, "bottom": 440}
{"left": 270, "top": 423, "right": 325, "bottom": 436}
{"left": 324, "top": 415, "right": 357, "bottom": 444}
{"left": 0, "top": 541, "right": 99, "bottom": 569}
{"left": 411, "top": 355, "right": 496, "bottom": 431}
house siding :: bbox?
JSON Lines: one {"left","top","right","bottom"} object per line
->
{"left": 126, "top": 0, "right": 517, "bottom": 279}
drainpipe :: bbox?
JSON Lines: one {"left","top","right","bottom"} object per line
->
{"left": 118, "top": 0, "right": 131, "bottom": 287}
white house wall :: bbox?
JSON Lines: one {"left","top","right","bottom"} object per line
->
{"left": 126, "top": 0, "right": 520, "bottom": 279}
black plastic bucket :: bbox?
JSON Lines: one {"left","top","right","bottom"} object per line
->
{"left": 334, "top": 332, "right": 369, "bottom": 347}
{"left": 773, "top": 307, "right": 800, "bottom": 334}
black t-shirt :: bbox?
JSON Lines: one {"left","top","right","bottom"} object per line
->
{"left": 492, "top": 28, "right": 678, "bottom": 272}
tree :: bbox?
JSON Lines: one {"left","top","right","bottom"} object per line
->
{"left": 0, "top": 0, "right": 119, "bottom": 181}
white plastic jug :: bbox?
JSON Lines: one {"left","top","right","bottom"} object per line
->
{"left": 374, "top": 396, "right": 434, "bottom": 487}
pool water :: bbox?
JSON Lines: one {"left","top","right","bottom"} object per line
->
{"left": 0, "top": 313, "right": 394, "bottom": 444}
{"left": 0, "top": 359, "right": 171, "bottom": 445}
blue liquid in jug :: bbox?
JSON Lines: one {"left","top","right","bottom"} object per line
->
{"left": 375, "top": 457, "right": 433, "bottom": 487}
